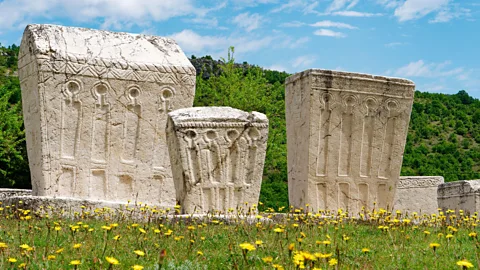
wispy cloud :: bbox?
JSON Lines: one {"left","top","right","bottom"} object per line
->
{"left": 393, "top": 0, "right": 449, "bottom": 22}
{"left": 313, "top": 29, "right": 346, "bottom": 38}
{"left": 389, "top": 60, "right": 463, "bottom": 77}
{"left": 310, "top": 20, "right": 357, "bottom": 29}
{"left": 232, "top": 12, "right": 264, "bottom": 32}
{"left": 0, "top": 0, "right": 217, "bottom": 31}
{"left": 332, "top": 11, "right": 383, "bottom": 17}
{"left": 326, "top": 0, "right": 360, "bottom": 13}
{"left": 280, "top": 21, "right": 306, "bottom": 27}
{"left": 429, "top": 4, "right": 471, "bottom": 23}
{"left": 292, "top": 55, "right": 316, "bottom": 68}
{"left": 385, "top": 42, "right": 407, "bottom": 48}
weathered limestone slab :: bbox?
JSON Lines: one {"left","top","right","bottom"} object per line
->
{"left": 166, "top": 107, "right": 269, "bottom": 214}
{"left": 18, "top": 24, "right": 196, "bottom": 206}
{"left": 438, "top": 180, "right": 480, "bottom": 214}
{"left": 394, "top": 176, "right": 444, "bottom": 214}
{"left": 286, "top": 69, "right": 415, "bottom": 213}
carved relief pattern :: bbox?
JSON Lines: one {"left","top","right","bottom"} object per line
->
{"left": 176, "top": 122, "right": 268, "bottom": 213}
{"left": 91, "top": 83, "right": 111, "bottom": 163}
{"left": 122, "top": 86, "right": 142, "bottom": 163}
{"left": 397, "top": 177, "right": 444, "bottom": 189}
{"left": 36, "top": 57, "right": 196, "bottom": 85}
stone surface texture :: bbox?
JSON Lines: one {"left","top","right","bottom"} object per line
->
{"left": 167, "top": 107, "right": 269, "bottom": 214}
{"left": 394, "top": 176, "right": 444, "bottom": 214}
{"left": 18, "top": 24, "right": 196, "bottom": 206}
{"left": 0, "top": 189, "right": 32, "bottom": 200}
{"left": 286, "top": 69, "right": 415, "bottom": 213}
{"left": 438, "top": 180, "right": 480, "bottom": 214}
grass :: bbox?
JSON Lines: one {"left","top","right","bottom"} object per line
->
{"left": 0, "top": 202, "right": 478, "bottom": 269}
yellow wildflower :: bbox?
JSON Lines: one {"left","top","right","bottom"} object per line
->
{"left": 0, "top": 242, "right": 8, "bottom": 249}
{"left": 197, "top": 251, "right": 204, "bottom": 256}
{"left": 105, "top": 256, "right": 120, "bottom": 265}
{"left": 262, "top": 256, "right": 273, "bottom": 263}
{"left": 47, "top": 255, "right": 56, "bottom": 260}
{"left": 69, "top": 260, "right": 81, "bottom": 265}
{"left": 73, "top": 243, "right": 82, "bottom": 249}
{"left": 362, "top": 248, "right": 370, "bottom": 253}
{"left": 239, "top": 242, "right": 256, "bottom": 251}
{"left": 255, "top": 240, "right": 263, "bottom": 246}
{"left": 456, "top": 259, "right": 474, "bottom": 268}
{"left": 329, "top": 258, "right": 338, "bottom": 266}
{"left": 429, "top": 243, "right": 440, "bottom": 251}
{"left": 55, "top": 248, "right": 64, "bottom": 254}
{"left": 8, "top": 258, "right": 17, "bottom": 263}
{"left": 138, "top": 228, "right": 147, "bottom": 234}
{"left": 134, "top": 250, "right": 145, "bottom": 257}
{"left": 132, "top": 265, "right": 144, "bottom": 270}
{"left": 113, "top": 235, "right": 121, "bottom": 241}
{"left": 19, "top": 244, "right": 31, "bottom": 250}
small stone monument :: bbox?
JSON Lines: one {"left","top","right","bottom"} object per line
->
{"left": 286, "top": 69, "right": 415, "bottom": 213}
{"left": 438, "top": 180, "right": 480, "bottom": 214}
{"left": 394, "top": 176, "right": 444, "bottom": 214}
{"left": 166, "top": 107, "right": 269, "bottom": 214}
{"left": 18, "top": 24, "right": 196, "bottom": 206}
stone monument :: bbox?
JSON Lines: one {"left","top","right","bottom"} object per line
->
{"left": 394, "top": 176, "right": 444, "bottom": 214}
{"left": 18, "top": 24, "right": 196, "bottom": 206}
{"left": 166, "top": 107, "right": 269, "bottom": 214}
{"left": 438, "top": 180, "right": 480, "bottom": 214}
{"left": 286, "top": 69, "right": 415, "bottom": 213}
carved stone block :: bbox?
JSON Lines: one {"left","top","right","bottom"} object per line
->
{"left": 438, "top": 180, "right": 480, "bottom": 214}
{"left": 18, "top": 24, "right": 196, "bottom": 206}
{"left": 166, "top": 107, "right": 269, "bottom": 214}
{"left": 286, "top": 69, "right": 415, "bottom": 213}
{"left": 394, "top": 176, "right": 444, "bottom": 214}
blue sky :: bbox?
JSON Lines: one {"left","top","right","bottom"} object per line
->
{"left": 0, "top": 0, "right": 479, "bottom": 97}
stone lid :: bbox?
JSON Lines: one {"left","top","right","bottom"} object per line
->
{"left": 169, "top": 107, "right": 268, "bottom": 128}
{"left": 285, "top": 69, "right": 415, "bottom": 87}
{"left": 19, "top": 24, "right": 194, "bottom": 73}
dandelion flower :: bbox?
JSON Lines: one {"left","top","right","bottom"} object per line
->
{"left": 134, "top": 250, "right": 145, "bottom": 257}
{"left": 197, "top": 251, "right": 204, "bottom": 256}
{"left": 47, "top": 255, "right": 56, "bottom": 260}
{"left": 8, "top": 258, "right": 17, "bottom": 263}
{"left": 0, "top": 242, "right": 8, "bottom": 249}
{"left": 469, "top": 232, "right": 477, "bottom": 238}
{"left": 362, "top": 248, "right": 370, "bottom": 253}
{"left": 105, "top": 256, "right": 120, "bottom": 265}
{"left": 274, "top": 228, "right": 284, "bottom": 233}
{"left": 132, "top": 265, "right": 144, "bottom": 270}
{"left": 19, "top": 244, "right": 31, "bottom": 250}
{"left": 429, "top": 243, "right": 440, "bottom": 251}
{"left": 262, "top": 256, "right": 273, "bottom": 263}
{"left": 329, "top": 258, "right": 338, "bottom": 266}
{"left": 239, "top": 243, "right": 256, "bottom": 251}
{"left": 456, "top": 259, "right": 474, "bottom": 268}
{"left": 69, "top": 260, "right": 81, "bottom": 265}
{"left": 255, "top": 240, "right": 263, "bottom": 246}
{"left": 73, "top": 243, "right": 82, "bottom": 249}
{"left": 55, "top": 248, "right": 64, "bottom": 254}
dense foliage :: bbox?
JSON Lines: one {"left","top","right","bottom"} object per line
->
{"left": 1, "top": 44, "right": 479, "bottom": 209}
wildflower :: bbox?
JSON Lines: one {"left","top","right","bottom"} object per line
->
{"left": 113, "top": 235, "right": 121, "bottom": 241}
{"left": 446, "top": 234, "right": 454, "bottom": 239}
{"left": 255, "top": 240, "right": 263, "bottom": 246}
{"left": 469, "top": 232, "right": 477, "bottom": 238}
{"left": 197, "top": 251, "right": 204, "bottom": 256}
{"left": 239, "top": 243, "right": 256, "bottom": 251}
{"left": 134, "top": 250, "right": 145, "bottom": 257}
{"left": 288, "top": 243, "right": 295, "bottom": 252}
{"left": 101, "top": 225, "right": 112, "bottom": 231}
{"left": 54, "top": 226, "right": 61, "bottom": 231}
{"left": 329, "top": 258, "right": 338, "bottom": 266}
{"left": 274, "top": 228, "right": 284, "bottom": 233}
{"left": 138, "top": 228, "right": 147, "bottom": 234}
{"left": 456, "top": 259, "right": 474, "bottom": 268}
{"left": 73, "top": 243, "right": 82, "bottom": 249}
{"left": 362, "top": 248, "right": 370, "bottom": 253}
{"left": 18, "top": 263, "right": 27, "bottom": 269}
{"left": 424, "top": 231, "right": 431, "bottom": 235}
{"left": 19, "top": 244, "right": 31, "bottom": 250}
{"left": 429, "top": 243, "right": 440, "bottom": 252}
{"left": 262, "top": 256, "right": 273, "bottom": 263}
{"left": 105, "top": 256, "right": 120, "bottom": 265}
{"left": 315, "top": 252, "right": 333, "bottom": 259}
{"left": 8, "top": 258, "right": 17, "bottom": 263}
{"left": 272, "top": 264, "right": 284, "bottom": 270}
{"left": 69, "top": 260, "right": 81, "bottom": 265}
{"left": 47, "top": 255, "right": 56, "bottom": 260}
{"left": 132, "top": 265, "right": 144, "bottom": 270}
{"left": 55, "top": 248, "right": 64, "bottom": 254}
{"left": 0, "top": 242, "right": 7, "bottom": 249}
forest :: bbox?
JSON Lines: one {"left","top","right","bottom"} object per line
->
{"left": 1, "top": 44, "right": 479, "bottom": 209}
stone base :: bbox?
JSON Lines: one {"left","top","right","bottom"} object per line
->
{"left": 438, "top": 180, "right": 480, "bottom": 214}
{"left": 0, "top": 188, "right": 32, "bottom": 199}
{"left": 393, "top": 176, "right": 444, "bottom": 214}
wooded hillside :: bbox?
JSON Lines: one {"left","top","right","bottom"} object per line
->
{"left": 1, "top": 45, "right": 479, "bottom": 209}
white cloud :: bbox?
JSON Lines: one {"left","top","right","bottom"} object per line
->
{"left": 332, "top": 11, "right": 383, "bottom": 17}
{"left": 169, "top": 29, "right": 277, "bottom": 57}
{"left": 232, "top": 12, "right": 263, "bottom": 32}
{"left": 232, "top": 0, "right": 277, "bottom": 8}
{"left": 385, "top": 42, "right": 406, "bottom": 47}
{"left": 429, "top": 4, "right": 470, "bottom": 23}
{"left": 326, "top": 0, "right": 360, "bottom": 12}
{"left": 266, "top": 64, "right": 288, "bottom": 72}
{"left": 0, "top": 0, "right": 214, "bottom": 31}
{"left": 376, "top": 0, "right": 402, "bottom": 9}
{"left": 292, "top": 55, "right": 316, "bottom": 68}
{"left": 313, "top": 29, "right": 346, "bottom": 38}
{"left": 271, "top": 0, "right": 319, "bottom": 14}
{"left": 394, "top": 0, "right": 450, "bottom": 22}
{"left": 392, "top": 60, "right": 464, "bottom": 77}
{"left": 310, "top": 20, "right": 357, "bottom": 29}
{"left": 280, "top": 21, "right": 306, "bottom": 27}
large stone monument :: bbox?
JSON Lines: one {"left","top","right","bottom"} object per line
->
{"left": 18, "top": 24, "right": 196, "bottom": 206}
{"left": 286, "top": 69, "right": 415, "bottom": 213}
{"left": 166, "top": 107, "right": 269, "bottom": 214}
{"left": 394, "top": 176, "right": 444, "bottom": 214}
{"left": 438, "top": 180, "right": 480, "bottom": 214}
